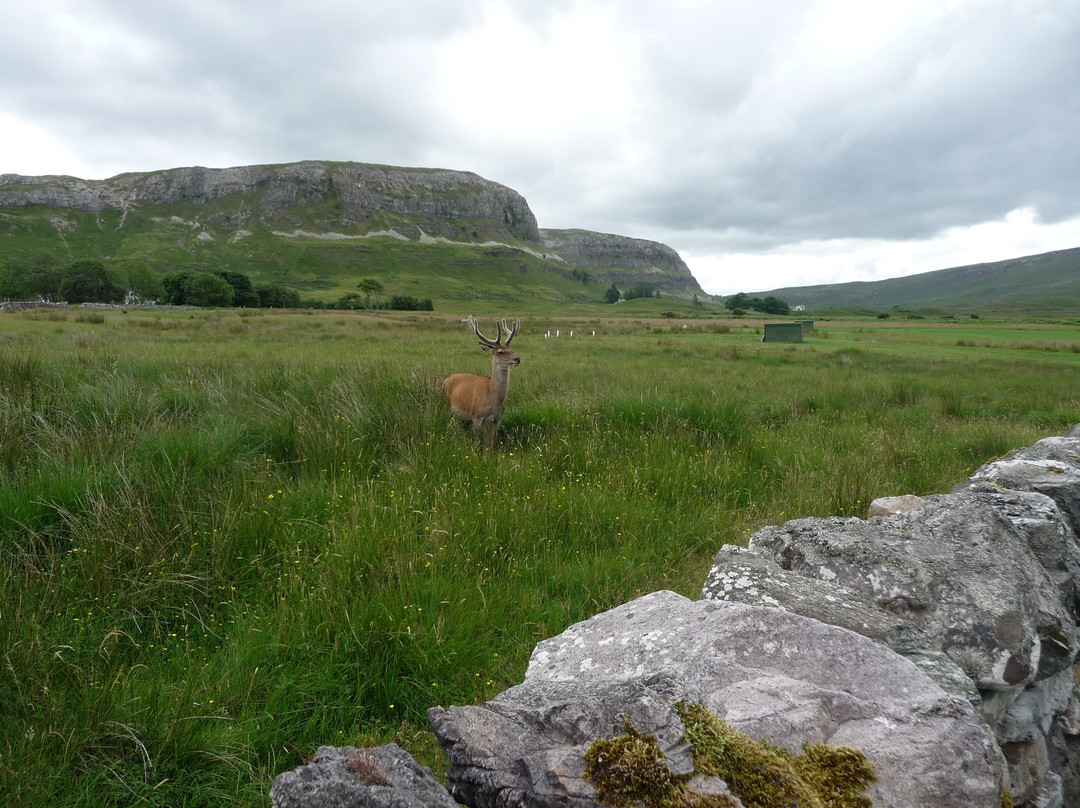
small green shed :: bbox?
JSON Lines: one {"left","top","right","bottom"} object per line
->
{"left": 762, "top": 322, "right": 804, "bottom": 343}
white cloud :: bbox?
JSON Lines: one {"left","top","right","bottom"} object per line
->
{"left": 0, "top": 113, "right": 97, "bottom": 178}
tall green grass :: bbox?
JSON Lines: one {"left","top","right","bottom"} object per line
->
{"left": 1, "top": 309, "right": 1078, "bottom": 806}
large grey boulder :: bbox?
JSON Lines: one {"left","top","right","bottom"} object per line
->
{"left": 955, "top": 436, "right": 1080, "bottom": 612}
{"left": 957, "top": 435, "right": 1080, "bottom": 539}
{"left": 747, "top": 489, "right": 1077, "bottom": 692}
{"left": 429, "top": 591, "right": 1006, "bottom": 808}
{"left": 270, "top": 743, "right": 458, "bottom": 808}
{"left": 701, "top": 544, "right": 979, "bottom": 702}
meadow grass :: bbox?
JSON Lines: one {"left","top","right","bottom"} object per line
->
{"left": 1, "top": 309, "right": 1078, "bottom": 806}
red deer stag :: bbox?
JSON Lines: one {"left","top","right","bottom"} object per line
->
{"left": 443, "top": 316, "right": 521, "bottom": 450}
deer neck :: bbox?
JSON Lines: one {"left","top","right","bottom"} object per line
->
{"left": 489, "top": 360, "right": 511, "bottom": 406}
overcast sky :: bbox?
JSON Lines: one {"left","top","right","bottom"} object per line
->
{"left": 3, "top": 0, "right": 1079, "bottom": 295}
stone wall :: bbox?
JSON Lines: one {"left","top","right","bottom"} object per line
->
{"left": 703, "top": 428, "right": 1080, "bottom": 807}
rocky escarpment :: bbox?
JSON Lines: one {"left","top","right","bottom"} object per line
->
{"left": 540, "top": 228, "right": 705, "bottom": 296}
{"left": 1, "top": 162, "right": 712, "bottom": 296}
{"left": 0, "top": 162, "right": 540, "bottom": 243}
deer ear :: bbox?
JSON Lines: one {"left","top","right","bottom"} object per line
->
{"left": 480, "top": 343, "right": 495, "bottom": 353}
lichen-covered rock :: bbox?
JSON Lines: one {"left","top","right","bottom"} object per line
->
{"left": 429, "top": 591, "right": 1007, "bottom": 808}
{"left": 430, "top": 677, "right": 689, "bottom": 808}
{"left": 270, "top": 743, "right": 458, "bottom": 808}
{"left": 956, "top": 435, "right": 1080, "bottom": 588}
{"left": 701, "top": 545, "right": 979, "bottom": 702}
{"left": 747, "top": 490, "right": 1077, "bottom": 691}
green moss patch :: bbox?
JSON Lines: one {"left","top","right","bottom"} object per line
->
{"left": 583, "top": 702, "right": 877, "bottom": 808}
{"left": 584, "top": 718, "right": 740, "bottom": 808}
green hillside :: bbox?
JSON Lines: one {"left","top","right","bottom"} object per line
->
{"left": 0, "top": 162, "right": 708, "bottom": 314}
{"left": 755, "top": 248, "right": 1080, "bottom": 317}
{"left": 0, "top": 192, "right": 586, "bottom": 307}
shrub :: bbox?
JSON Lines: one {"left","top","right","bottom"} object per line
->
{"left": 388, "top": 295, "right": 433, "bottom": 311}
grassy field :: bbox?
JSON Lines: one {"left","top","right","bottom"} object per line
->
{"left": 1, "top": 308, "right": 1078, "bottom": 806}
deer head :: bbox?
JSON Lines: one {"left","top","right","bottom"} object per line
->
{"left": 465, "top": 315, "right": 520, "bottom": 367}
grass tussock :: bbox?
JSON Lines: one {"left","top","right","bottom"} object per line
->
{"left": 1, "top": 309, "right": 1077, "bottom": 806}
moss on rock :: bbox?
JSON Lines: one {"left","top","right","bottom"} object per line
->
{"left": 583, "top": 718, "right": 734, "bottom": 808}
{"left": 583, "top": 703, "right": 878, "bottom": 808}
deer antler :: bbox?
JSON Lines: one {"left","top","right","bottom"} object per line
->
{"left": 465, "top": 315, "right": 502, "bottom": 347}
{"left": 500, "top": 319, "right": 520, "bottom": 346}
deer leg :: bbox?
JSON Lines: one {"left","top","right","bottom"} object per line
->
{"left": 488, "top": 417, "right": 501, "bottom": 450}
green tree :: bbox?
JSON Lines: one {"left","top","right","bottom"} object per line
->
{"left": 604, "top": 283, "right": 621, "bottom": 304}
{"left": 256, "top": 284, "right": 301, "bottom": 309}
{"left": 388, "top": 295, "right": 433, "bottom": 311}
{"left": 122, "top": 263, "right": 165, "bottom": 303}
{"left": 724, "top": 292, "right": 752, "bottom": 311}
{"left": 358, "top": 278, "right": 384, "bottom": 309}
{"left": 337, "top": 292, "right": 365, "bottom": 309}
{"left": 624, "top": 282, "right": 654, "bottom": 301}
{"left": 214, "top": 271, "right": 260, "bottom": 307}
{"left": 162, "top": 271, "right": 193, "bottom": 305}
{"left": 184, "top": 272, "right": 234, "bottom": 307}
{"left": 59, "top": 260, "right": 125, "bottom": 304}
{"left": 0, "top": 254, "right": 64, "bottom": 301}
{"left": 759, "top": 296, "right": 790, "bottom": 315}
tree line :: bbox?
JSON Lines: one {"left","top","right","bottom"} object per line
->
{"left": 722, "top": 292, "right": 791, "bottom": 315}
{"left": 604, "top": 281, "right": 662, "bottom": 303}
{"left": 324, "top": 278, "right": 433, "bottom": 311}
{"left": 0, "top": 258, "right": 303, "bottom": 309}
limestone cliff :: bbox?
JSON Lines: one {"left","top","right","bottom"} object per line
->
{"left": 0, "top": 162, "right": 540, "bottom": 244}
{"left": 540, "top": 228, "right": 704, "bottom": 296}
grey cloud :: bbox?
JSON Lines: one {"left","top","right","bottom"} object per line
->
{"left": 601, "top": 3, "right": 1080, "bottom": 250}
{"left": 2, "top": 0, "right": 1079, "bottom": 285}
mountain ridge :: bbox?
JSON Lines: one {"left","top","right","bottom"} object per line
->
{"left": 750, "top": 247, "right": 1080, "bottom": 316}
{"left": 0, "top": 161, "right": 707, "bottom": 304}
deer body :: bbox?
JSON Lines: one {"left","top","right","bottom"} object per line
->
{"left": 443, "top": 317, "right": 520, "bottom": 450}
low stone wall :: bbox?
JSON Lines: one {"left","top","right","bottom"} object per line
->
{"left": 0, "top": 300, "right": 68, "bottom": 311}
{"left": 273, "top": 427, "right": 1080, "bottom": 808}
{"left": 0, "top": 300, "right": 199, "bottom": 312}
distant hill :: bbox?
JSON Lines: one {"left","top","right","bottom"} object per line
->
{"left": 0, "top": 161, "right": 706, "bottom": 308}
{"left": 754, "top": 248, "right": 1080, "bottom": 317}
